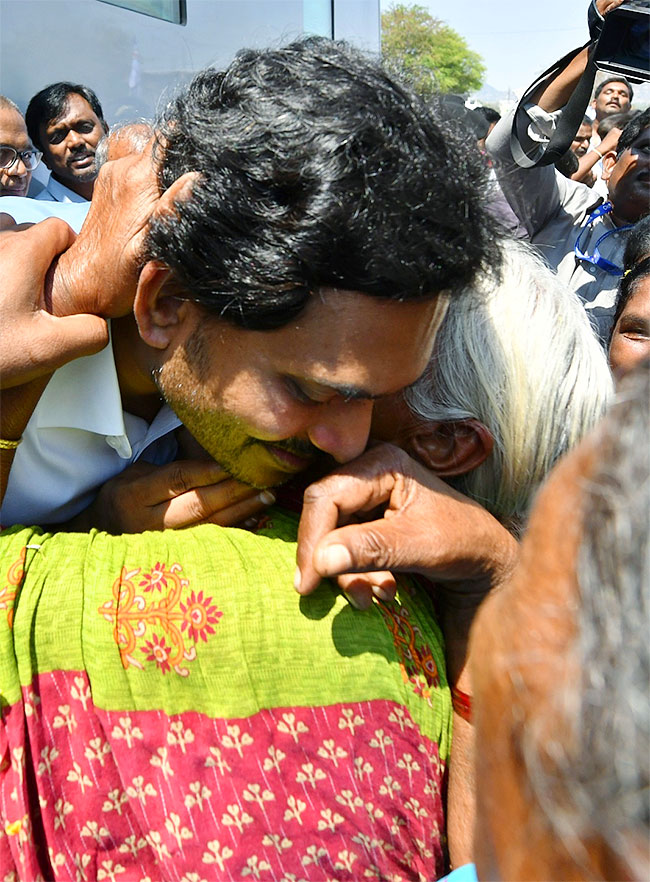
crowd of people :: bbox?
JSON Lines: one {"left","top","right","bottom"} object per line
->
{"left": 0, "top": 0, "right": 648, "bottom": 880}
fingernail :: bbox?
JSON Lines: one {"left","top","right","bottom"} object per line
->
{"left": 372, "top": 584, "right": 394, "bottom": 602}
{"left": 259, "top": 490, "right": 275, "bottom": 505}
{"left": 293, "top": 566, "right": 302, "bottom": 592}
{"left": 315, "top": 543, "right": 353, "bottom": 574}
{"left": 343, "top": 591, "right": 370, "bottom": 611}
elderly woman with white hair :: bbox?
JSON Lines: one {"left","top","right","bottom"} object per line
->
{"left": 371, "top": 237, "right": 613, "bottom": 536}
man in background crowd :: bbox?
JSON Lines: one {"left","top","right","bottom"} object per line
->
{"left": 571, "top": 113, "right": 595, "bottom": 159}
{"left": 591, "top": 75, "right": 633, "bottom": 140}
{"left": 0, "top": 95, "right": 41, "bottom": 198}
{"left": 25, "top": 81, "right": 107, "bottom": 202}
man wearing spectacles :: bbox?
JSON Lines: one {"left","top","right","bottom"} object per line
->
{"left": 0, "top": 95, "right": 41, "bottom": 199}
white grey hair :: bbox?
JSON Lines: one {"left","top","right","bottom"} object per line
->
{"left": 405, "top": 238, "right": 614, "bottom": 532}
{"left": 94, "top": 119, "right": 153, "bottom": 170}
{"left": 0, "top": 95, "right": 22, "bottom": 115}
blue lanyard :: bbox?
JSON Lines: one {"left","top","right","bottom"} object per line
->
{"left": 574, "top": 201, "right": 632, "bottom": 276}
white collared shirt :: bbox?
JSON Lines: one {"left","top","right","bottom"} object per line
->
{"left": 0, "top": 195, "right": 90, "bottom": 230}
{"left": 1, "top": 331, "right": 181, "bottom": 526}
{"left": 35, "top": 175, "right": 88, "bottom": 203}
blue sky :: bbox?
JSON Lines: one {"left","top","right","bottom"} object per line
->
{"left": 379, "top": 0, "right": 591, "bottom": 95}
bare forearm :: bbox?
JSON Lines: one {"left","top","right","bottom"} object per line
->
{"left": 0, "top": 377, "right": 51, "bottom": 504}
{"left": 534, "top": 47, "right": 590, "bottom": 112}
{"left": 443, "top": 601, "right": 480, "bottom": 868}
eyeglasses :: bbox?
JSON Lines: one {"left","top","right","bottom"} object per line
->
{"left": 0, "top": 145, "right": 42, "bottom": 171}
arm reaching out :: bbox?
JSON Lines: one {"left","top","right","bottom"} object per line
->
{"left": 0, "top": 219, "right": 109, "bottom": 501}
{"left": 0, "top": 219, "right": 108, "bottom": 388}
{"left": 295, "top": 443, "right": 519, "bottom": 866}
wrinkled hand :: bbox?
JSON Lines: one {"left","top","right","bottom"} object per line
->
{"left": 295, "top": 444, "right": 518, "bottom": 610}
{"left": 0, "top": 218, "right": 108, "bottom": 389}
{"left": 75, "top": 459, "right": 275, "bottom": 534}
{"left": 51, "top": 139, "right": 197, "bottom": 320}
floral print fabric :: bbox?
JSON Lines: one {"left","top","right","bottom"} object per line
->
{"left": 0, "top": 519, "right": 451, "bottom": 881}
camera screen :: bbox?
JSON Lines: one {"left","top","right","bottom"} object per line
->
{"left": 595, "top": 7, "right": 650, "bottom": 80}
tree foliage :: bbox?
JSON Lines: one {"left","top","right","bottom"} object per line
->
{"left": 382, "top": 3, "right": 485, "bottom": 96}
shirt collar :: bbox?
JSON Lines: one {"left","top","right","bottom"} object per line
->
{"left": 34, "top": 325, "right": 128, "bottom": 435}
{"left": 46, "top": 175, "right": 88, "bottom": 203}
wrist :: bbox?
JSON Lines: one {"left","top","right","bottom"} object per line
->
{"left": 1, "top": 378, "right": 50, "bottom": 440}
{"left": 451, "top": 684, "right": 472, "bottom": 723}
{"left": 48, "top": 251, "right": 91, "bottom": 318}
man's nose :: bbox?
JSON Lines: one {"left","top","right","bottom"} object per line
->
{"left": 307, "top": 398, "right": 374, "bottom": 464}
{"left": 9, "top": 156, "right": 29, "bottom": 177}
{"left": 66, "top": 130, "right": 85, "bottom": 150}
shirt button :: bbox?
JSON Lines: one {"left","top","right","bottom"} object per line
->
{"left": 589, "top": 267, "right": 596, "bottom": 274}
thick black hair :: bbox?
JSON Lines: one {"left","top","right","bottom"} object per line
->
{"left": 147, "top": 37, "right": 497, "bottom": 330}
{"left": 476, "top": 105, "right": 501, "bottom": 126}
{"left": 597, "top": 110, "right": 635, "bottom": 139}
{"left": 25, "top": 82, "right": 106, "bottom": 149}
{"left": 594, "top": 75, "right": 634, "bottom": 104}
{"left": 616, "top": 107, "right": 650, "bottom": 157}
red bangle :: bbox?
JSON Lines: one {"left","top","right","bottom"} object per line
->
{"left": 451, "top": 685, "right": 472, "bottom": 723}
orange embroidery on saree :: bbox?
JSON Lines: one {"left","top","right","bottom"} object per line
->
{"left": 0, "top": 547, "right": 26, "bottom": 628}
{"left": 98, "top": 563, "right": 222, "bottom": 676}
{"left": 377, "top": 597, "right": 440, "bottom": 705}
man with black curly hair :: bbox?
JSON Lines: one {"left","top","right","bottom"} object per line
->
{"left": 1, "top": 38, "right": 495, "bottom": 532}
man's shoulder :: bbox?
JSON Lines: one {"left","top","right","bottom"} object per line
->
{"left": 36, "top": 177, "right": 88, "bottom": 204}
{"left": 0, "top": 196, "right": 90, "bottom": 232}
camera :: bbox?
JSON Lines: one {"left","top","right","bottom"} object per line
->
{"left": 593, "top": 1, "right": 650, "bottom": 83}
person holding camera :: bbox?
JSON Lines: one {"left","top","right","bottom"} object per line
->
{"left": 486, "top": 0, "right": 649, "bottom": 347}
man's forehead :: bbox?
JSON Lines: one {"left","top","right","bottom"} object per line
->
{"left": 0, "top": 108, "right": 30, "bottom": 144}
{"left": 191, "top": 288, "right": 443, "bottom": 394}
{"left": 47, "top": 94, "right": 93, "bottom": 128}
{"left": 601, "top": 81, "right": 630, "bottom": 94}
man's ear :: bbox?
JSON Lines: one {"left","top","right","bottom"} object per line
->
{"left": 601, "top": 149, "right": 618, "bottom": 183}
{"left": 407, "top": 419, "right": 494, "bottom": 477}
{"left": 133, "top": 260, "right": 189, "bottom": 350}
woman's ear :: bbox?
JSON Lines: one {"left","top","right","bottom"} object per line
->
{"left": 407, "top": 419, "right": 494, "bottom": 477}
{"left": 133, "top": 260, "right": 189, "bottom": 350}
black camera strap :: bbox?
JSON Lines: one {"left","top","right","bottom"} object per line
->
{"left": 510, "top": 41, "right": 599, "bottom": 168}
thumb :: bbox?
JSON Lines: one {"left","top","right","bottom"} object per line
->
{"left": 45, "top": 314, "right": 110, "bottom": 365}
{"left": 312, "top": 519, "right": 406, "bottom": 579}
{"left": 29, "top": 314, "right": 109, "bottom": 378}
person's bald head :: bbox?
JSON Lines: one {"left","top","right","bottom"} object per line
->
{"left": 0, "top": 96, "right": 39, "bottom": 198}
{"left": 471, "top": 360, "right": 650, "bottom": 881}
